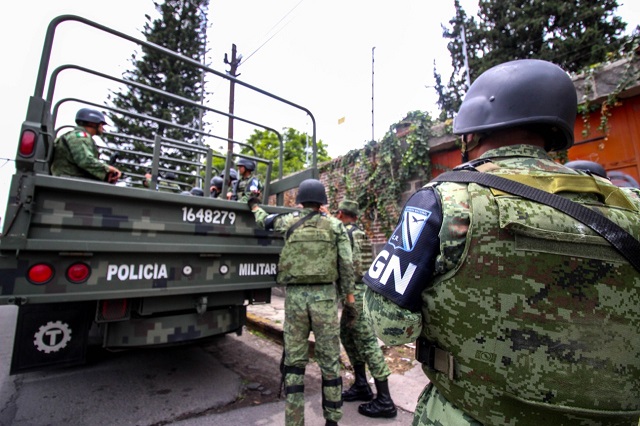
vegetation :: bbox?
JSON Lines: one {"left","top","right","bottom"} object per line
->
{"left": 237, "top": 128, "right": 332, "bottom": 178}
{"left": 434, "top": 0, "right": 635, "bottom": 120}
{"left": 323, "top": 111, "right": 435, "bottom": 236}
{"left": 107, "top": 0, "right": 209, "bottom": 184}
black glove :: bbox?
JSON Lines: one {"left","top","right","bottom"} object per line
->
{"left": 343, "top": 301, "right": 359, "bottom": 329}
{"left": 247, "top": 197, "right": 260, "bottom": 210}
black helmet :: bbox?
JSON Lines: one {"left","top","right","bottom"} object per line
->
{"left": 220, "top": 168, "right": 238, "bottom": 181}
{"left": 75, "top": 108, "right": 107, "bottom": 125}
{"left": 296, "top": 179, "right": 327, "bottom": 205}
{"left": 565, "top": 160, "right": 607, "bottom": 178}
{"left": 210, "top": 176, "right": 223, "bottom": 189}
{"left": 236, "top": 158, "right": 256, "bottom": 171}
{"left": 190, "top": 187, "right": 204, "bottom": 196}
{"left": 453, "top": 59, "right": 577, "bottom": 151}
{"left": 164, "top": 172, "right": 177, "bottom": 181}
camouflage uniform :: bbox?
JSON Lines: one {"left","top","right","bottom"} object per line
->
{"left": 144, "top": 175, "right": 181, "bottom": 193}
{"left": 234, "top": 174, "right": 263, "bottom": 203}
{"left": 252, "top": 206, "right": 355, "bottom": 426}
{"left": 340, "top": 221, "right": 390, "bottom": 380}
{"left": 51, "top": 126, "right": 110, "bottom": 181}
{"left": 364, "top": 144, "right": 640, "bottom": 426}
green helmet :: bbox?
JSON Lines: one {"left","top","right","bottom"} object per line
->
{"left": 296, "top": 179, "right": 327, "bottom": 205}
{"left": 453, "top": 59, "right": 577, "bottom": 151}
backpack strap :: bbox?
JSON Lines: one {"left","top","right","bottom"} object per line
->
{"left": 345, "top": 223, "right": 359, "bottom": 248}
{"left": 432, "top": 170, "right": 640, "bottom": 273}
{"left": 285, "top": 211, "right": 320, "bottom": 240}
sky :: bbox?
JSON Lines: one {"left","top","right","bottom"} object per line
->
{"left": 0, "top": 0, "right": 639, "bottom": 213}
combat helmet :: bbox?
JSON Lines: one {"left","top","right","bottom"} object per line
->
{"left": 565, "top": 160, "right": 607, "bottom": 179}
{"left": 220, "top": 168, "right": 238, "bottom": 182}
{"left": 190, "top": 187, "right": 204, "bottom": 197}
{"left": 296, "top": 179, "right": 327, "bottom": 205}
{"left": 236, "top": 158, "right": 256, "bottom": 171}
{"left": 453, "top": 59, "right": 577, "bottom": 151}
{"left": 210, "top": 176, "right": 223, "bottom": 190}
{"left": 75, "top": 108, "right": 108, "bottom": 125}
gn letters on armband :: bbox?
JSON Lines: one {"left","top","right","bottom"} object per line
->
{"left": 364, "top": 188, "right": 442, "bottom": 311}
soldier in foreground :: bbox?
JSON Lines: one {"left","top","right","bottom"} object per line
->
{"left": 249, "top": 179, "right": 357, "bottom": 426}
{"left": 364, "top": 59, "right": 640, "bottom": 425}
{"left": 51, "top": 108, "right": 121, "bottom": 183}
{"left": 332, "top": 199, "right": 396, "bottom": 418}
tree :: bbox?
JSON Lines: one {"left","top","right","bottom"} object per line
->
{"left": 106, "top": 0, "right": 209, "bottom": 183}
{"left": 435, "top": 0, "right": 633, "bottom": 119}
{"left": 241, "top": 128, "right": 331, "bottom": 177}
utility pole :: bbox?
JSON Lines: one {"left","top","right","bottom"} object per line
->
{"left": 371, "top": 46, "right": 375, "bottom": 142}
{"left": 460, "top": 25, "right": 471, "bottom": 88}
{"left": 224, "top": 44, "right": 242, "bottom": 149}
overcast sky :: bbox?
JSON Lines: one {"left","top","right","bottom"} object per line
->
{"left": 0, "top": 0, "right": 638, "bottom": 212}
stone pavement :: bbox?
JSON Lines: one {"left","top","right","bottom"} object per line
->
{"left": 246, "top": 287, "right": 428, "bottom": 415}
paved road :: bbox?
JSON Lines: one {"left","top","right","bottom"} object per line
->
{"left": 0, "top": 305, "right": 417, "bottom": 425}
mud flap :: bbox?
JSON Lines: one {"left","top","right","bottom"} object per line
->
{"left": 10, "top": 302, "right": 94, "bottom": 375}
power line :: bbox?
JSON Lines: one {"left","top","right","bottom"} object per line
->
{"left": 240, "top": 0, "right": 305, "bottom": 66}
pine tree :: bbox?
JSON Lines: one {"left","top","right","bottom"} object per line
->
{"left": 107, "top": 0, "right": 209, "bottom": 184}
{"left": 435, "top": 0, "right": 633, "bottom": 119}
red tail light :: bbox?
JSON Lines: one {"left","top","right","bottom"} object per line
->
{"left": 27, "top": 264, "right": 54, "bottom": 284}
{"left": 67, "top": 263, "right": 90, "bottom": 283}
{"left": 100, "top": 299, "right": 129, "bottom": 321}
{"left": 19, "top": 130, "right": 37, "bottom": 157}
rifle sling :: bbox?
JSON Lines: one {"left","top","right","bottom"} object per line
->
{"left": 285, "top": 211, "right": 320, "bottom": 240}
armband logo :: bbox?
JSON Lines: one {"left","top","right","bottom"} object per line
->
{"left": 388, "top": 206, "right": 431, "bottom": 252}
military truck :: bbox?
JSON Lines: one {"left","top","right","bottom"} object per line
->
{"left": 0, "top": 15, "right": 318, "bottom": 374}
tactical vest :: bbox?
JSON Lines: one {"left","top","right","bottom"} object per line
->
{"left": 346, "top": 224, "right": 373, "bottom": 282}
{"left": 277, "top": 214, "right": 339, "bottom": 284}
{"left": 423, "top": 178, "right": 640, "bottom": 425}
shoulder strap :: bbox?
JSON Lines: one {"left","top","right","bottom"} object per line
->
{"left": 346, "top": 223, "right": 359, "bottom": 248}
{"left": 433, "top": 170, "right": 640, "bottom": 273}
{"left": 285, "top": 211, "right": 320, "bottom": 240}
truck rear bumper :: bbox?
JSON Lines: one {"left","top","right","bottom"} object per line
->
{"left": 103, "top": 306, "right": 246, "bottom": 348}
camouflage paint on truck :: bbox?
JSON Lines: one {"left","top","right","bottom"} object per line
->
{"left": 1, "top": 15, "right": 318, "bottom": 374}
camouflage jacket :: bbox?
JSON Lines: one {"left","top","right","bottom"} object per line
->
{"left": 51, "top": 126, "right": 109, "bottom": 181}
{"left": 144, "top": 176, "right": 181, "bottom": 193}
{"left": 364, "top": 144, "right": 640, "bottom": 424}
{"left": 253, "top": 207, "right": 355, "bottom": 297}
{"left": 234, "top": 175, "right": 263, "bottom": 203}
{"left": 344, "top": 223, "right": 373, "bottom": 283}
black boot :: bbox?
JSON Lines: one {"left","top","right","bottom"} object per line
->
{"left": 342, "top": 364, "right": 373, "bottom": 402}
{"left": 357, "top": 378, "right": 397, "bottom": 418}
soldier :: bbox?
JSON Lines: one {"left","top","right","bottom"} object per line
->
{"left": 143, "top": 171, "right": 181, "bottom": 193}
{"left": 564, "top": 159, "right": 608, "bottom": 178}
{"left": 249, "top": 179, "right": 357, "bottom": 426}
{"left": 332, "top": 199, "right": 397, "bottom": 418}
{"left": 210, "top": 176, "right": 223, "bottom": 198}
{"left": 51, "top": 108, "right": 121, "bottom": 183}
{"left": 231, "top": 158, "right": 263, "bottom": 202}
{"left": 364, "top": 59, "right": 640, "bottom": 425}
{"left": 221, "top": 167, "right": 239, "bottom": 200}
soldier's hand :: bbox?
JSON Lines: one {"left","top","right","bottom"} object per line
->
{"left": 343, "top": 301, "right": 359, "bottom": 329}
{"left": 106, "top": 166, "right": 121, "bottom": 184}
{"left": 247, "top": 197, "right": 260, "bottom": 210}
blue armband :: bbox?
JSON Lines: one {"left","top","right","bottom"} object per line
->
{"left": 364, "top": 188, "right": 442, "bottom": 311}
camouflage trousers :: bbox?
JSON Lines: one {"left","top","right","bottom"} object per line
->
{"left": 283, "top": 284, "right": 342, "bottom": 426}
{"left": 412, "top": 383, "right": 482, "bottom": 426}
{"left": 340, "top": 282, "right": 391, "bottom": 380}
